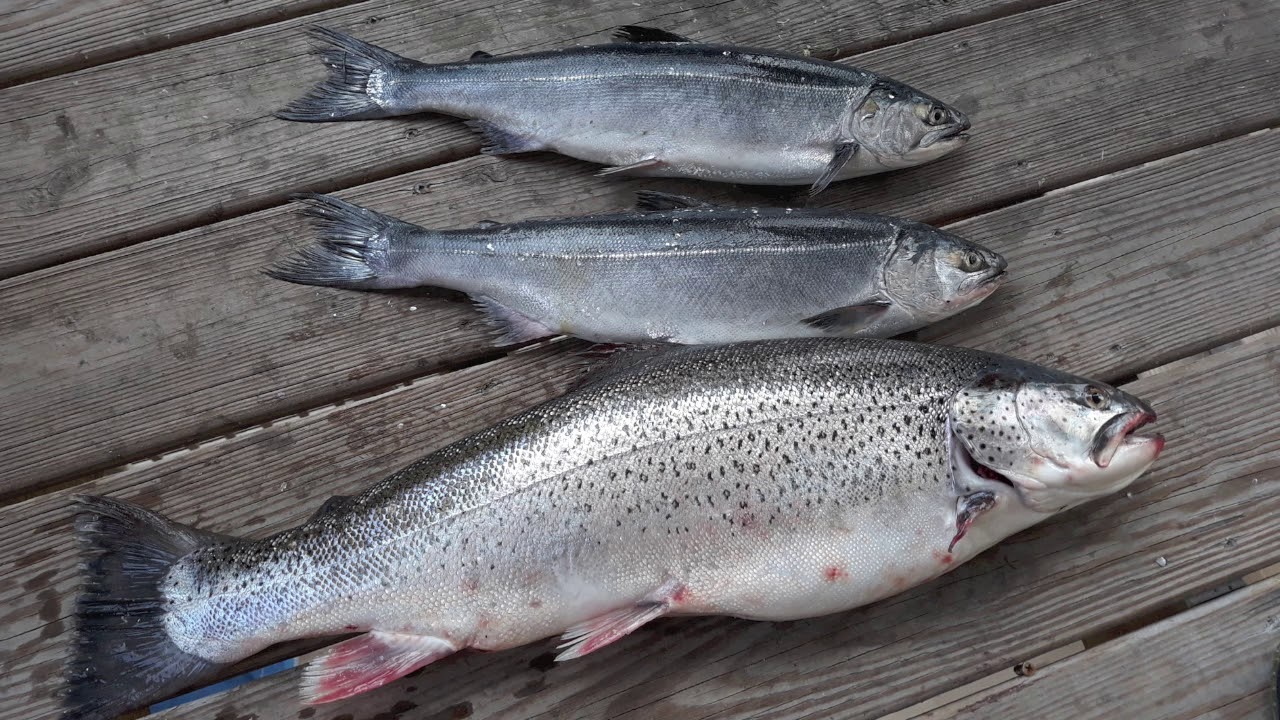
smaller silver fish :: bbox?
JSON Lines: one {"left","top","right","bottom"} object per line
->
{"left": 267, "top": 192, "right": 1007, "bottom": 345}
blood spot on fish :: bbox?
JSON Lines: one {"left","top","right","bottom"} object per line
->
{"left": 823, "top": 566, "right": 848, "bottom": 582}
{"left": 671, "top": 586, "right": 690, "bottom": 604}
{"left": 529, "top": 599, "right": 543, "bottom": 608}
{"left": 461, "top": 577, "right": 479, "bottom": 594}
{"left": 344, "top": 625, "right": 358, "bottom": 631}
{"left": 932, "top": 550, "right": 954, "bottom": 565}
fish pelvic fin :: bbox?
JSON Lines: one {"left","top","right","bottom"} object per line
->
{"left": 612, "top": 26, "right": 693, "bottom": 43}
{"left": 598, "top": 158, "right": 666, "bottom": 177}
{"left": 474, "top": 296, "right": 557, "bottom": 346}
{"left": 463, "top": 119, "right": 545, "bottom": 155}
{"left": 301, "top": 632, "right": 457, "bottom": 705}
{"left": 267, "top": 193, "right": 422, "bottom": 290}
{"left": 65, "top": 496, "right": 230, "bottom": 720}
{"left": 276, "top": 26, "right": 420, "bottom": 122}
{"left": 801, "top": 299, "right": 891, "bottom": 333}
{"left": 809, "top": 140, "right": 859, "bottom": 196}
{"left": 556, "top": 601, "right": 669, "bottom": 661}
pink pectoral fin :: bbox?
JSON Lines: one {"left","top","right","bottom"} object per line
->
{"left": 301, "top": 631, "right": 456, "bottom": 705}
{"left": 556, "top": 601, "right": 668, "bottom": 661}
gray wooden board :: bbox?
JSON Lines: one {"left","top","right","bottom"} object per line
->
{"left": 0, "top": 0, "right": 1058, "bottom": 276}
{"left": 0, "top": 0, "right": 354, "bottom": 88}
{"left": 2, "top": 0, "right": 1276, "bottom": 277}
{"left": 917, "top": 575, "right": 1280, "bottom": 720}
{"left": 1, "top": 326, "right": 1277, "bottom": 719}
{"left": 3, "top": 123, "right": 1277, "bottom": 499}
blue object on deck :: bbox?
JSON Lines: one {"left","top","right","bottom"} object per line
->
{"left": 149, "top": 657, "right": 298, "bottom": 712}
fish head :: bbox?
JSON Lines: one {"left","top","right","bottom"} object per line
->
{"left": 947, "top": 368, "right": 1164, "bottom": 514}
{"left": 847, "top": 81, "right": 970, "bottom": 169}
{"left": 880, "top": 224, "right": 1007, "bottom": 320}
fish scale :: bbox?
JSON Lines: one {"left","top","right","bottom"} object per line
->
{"left": 67, "top": 339, "right": 1163, "bottom": 718}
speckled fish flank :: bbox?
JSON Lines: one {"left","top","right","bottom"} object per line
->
{"left": 65, "top": 339, "right": 1162, "bottom": 718}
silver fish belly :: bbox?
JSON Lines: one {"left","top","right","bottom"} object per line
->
{"left": 68, "top": 339, "right": 1162, "bottom": 717}
{"left": 267, "top": 193, "right": 1007, "bottom": 345}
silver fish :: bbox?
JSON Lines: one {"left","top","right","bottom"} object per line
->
{"left": 267, "top": 192, "right": 1006, "bottom": 344}
{"left": 278, "top": 26, "right": 971, "bottom": 194}
{"left": 67, "top": 339, "right": 1162, "bottom": 718}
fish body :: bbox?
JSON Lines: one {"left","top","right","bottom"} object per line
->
{"left": 268, "top": 193, "right": 1007, "bottom": 344}
{"left": 68, "top": 339, "right": 1163, "bottom": 717}
{"left": 279, "top": 27, "right": 971, "bottom": 191}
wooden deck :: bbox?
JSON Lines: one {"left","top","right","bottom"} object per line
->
{"left": 2, "top": 0, "right": 1278, "bottom": 718}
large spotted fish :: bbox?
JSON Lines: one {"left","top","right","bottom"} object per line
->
{"left": 66, "top": 339, "right": 1162, "bottom": 718}
{"left": 277, "top": 26, "right": 970, "bottom": 194}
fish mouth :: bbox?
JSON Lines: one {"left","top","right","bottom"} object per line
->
{"left": 1091, "top": 411, "right": 1163, "bottom": 468}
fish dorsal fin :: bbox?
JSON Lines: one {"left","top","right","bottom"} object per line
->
{"left": 308, "top": 495, "right": 352, "bottom": 521}
{"left": 801, "top": 299, "right": 891, "bottom": 333}
{"left": 470, "top": 50, "right": 493, "bottom": 60}
{"left": 634, "top": 191, "right": 711, "bottom": 212}
{"left": 474, "top": 296, "right": 557, "bottom": 346}
{"left": 300, "top": 632, "right": 456, "bottom": 704}
{"left": 612, "top": 26, "right": 692, "bottom": 43}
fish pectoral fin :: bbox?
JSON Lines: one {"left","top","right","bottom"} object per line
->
{"left": 598, "top": 158, "right": 666, "bottom": 176}
{"left": 801, "top": 299, "right": 892, "bottom": 333}
{"left": 556, "top": 601, "right": 669, "bottom": 661}
{"left": 612, "top": 26, "right": 693, "bottom": 43}
{"left": 809, "top": 140, "right": 860, "bottom": 196}
{"left": 463, "top": 119, "right": 543, "bottom": 155}
{"left": 301, "top": 632, "right": 456, "bottom": 705}
{"left": 469, "top": 50, "right": 493, "bottom": 60}
{"left": 474, "top": 296, "right": 557, "bottom": 346}
{"left": 634, "top": 190, "right": 711, "bottom": 212}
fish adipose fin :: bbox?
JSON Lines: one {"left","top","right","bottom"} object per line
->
{"left": 809, "top": 140, "right": 860, "bottom": 196}
{"left": 301, "top": 632, "right": 456, "bottom": 705}
{"left": 612, "top": 26, "right": 693, "bottom": 43}
{"left": 309, "top": 494, "right": 353, "bottom": 521}
{"left": 267, "top": 193, "right": 420, "bottom": 289}
{"left": 556, "top": 601, "right": 668, "bottom": 661}
{"left": 469, "top": 50, "right": 493, "bottom": 60}
{"left": 475, "top": 296, "right": 557, "bottom": 346}
{"left": 463, "top": 119, "right": 544, "bottom": 155}
{"left": 598, "top": 158, "right": 666, "bottom": 176}
{"left": 277, "top": 27, "right": 417, "bottom": 122}
{"left": 65, "top": 496, "right": 231, "bottom": 720}
{"left": 801, "top": 299, "right": 891, "bottom": 333}
{"left": 634, "top": 190, "right": 711, "bottom": 212}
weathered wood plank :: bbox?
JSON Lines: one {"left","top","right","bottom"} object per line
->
{"left": 2, "top": 327, "right": 1276, "bottom": 719}
{"left": 0, "top": 0, "right": 352, "bottom": 88}
{"left": 1, "top": 0, "right": 1276, "bottom": 277}
{"left": 916, "top": 576, "right": 1280, "bottom": 720}
{"left": 118, "top": 328, "right": 1280, "bottom": 719}
{"left": 0, "top": 0, "right": 1055, "bottom": 277}
{"left": 4, "top": 119, "right": 1277, "bottom": 500}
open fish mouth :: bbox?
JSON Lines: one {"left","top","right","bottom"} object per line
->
{"left": 1091, "top": 411, "right": 1163, "bottom": 468}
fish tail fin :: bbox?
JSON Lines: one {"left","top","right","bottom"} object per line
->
{"left": 65, "top": 496, "right": 228, "bottom": 720}
{"left": 277, "top": 26, "right": 424, "bottom": 121}
{"left": 266, "top": 193, "right": 425, "bottom": 289}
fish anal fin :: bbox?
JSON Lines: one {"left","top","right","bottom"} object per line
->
{"left": 809, "top": 140, "right": 859, "bottom": 196}
{"left": 556, "top": 601, "right": 669, "bottom": 661}
{"left": 301, "top": 632, "right": 456, "bottom": 705}
{"left": 463, "top": 119, "right": 543, "bottom": 155}
{"left": 634, "top": 191, "right": 710, "bottom": 211}
{"left": 470, "top": 50, "right": 493, "bottom": 60}
{"left": 802, "top": 299, "right": 891, "bottom": 333}
{"left": 612, "top": 26, "right": 692, "bottom": 43}
{"left": 475, "top": 296, "right": 556, "bottom": 346}
{"left": 598, "top": 158, "right": 666, "bottom": 177}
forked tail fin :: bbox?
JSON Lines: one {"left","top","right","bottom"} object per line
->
{"left": 64, "top": 496, "right": 229, "bottom": 720}
{"left": 277, "top": 26, "right": 425, "bottom": 122}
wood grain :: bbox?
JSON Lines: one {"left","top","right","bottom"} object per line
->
{"left": 0, "top": 0, "right": 353, "bottom": 88}
{"left": 4, "top": 122, "right": 1277, "bottom": 500}
{"left": 2, "top": 0, "right": 1276, "bottom": 277}
{"left": 917, "top": 576, "right": 1280, "bottom": 720}
{"left": 1, "top": 325, "right": 1276, "bottom": 719}
{"left": 0, "top": 0, "right": 1057, "bottom": 277}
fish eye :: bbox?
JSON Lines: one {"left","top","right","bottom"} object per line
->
{"left": 1084, "top": 386, "right": 1109, "bottom": 409}
{"left": 925, "top": 105, "right": 949, "bottom": 126}
{"left": 959, "top": 251, "right": 985, "bottom": 272}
